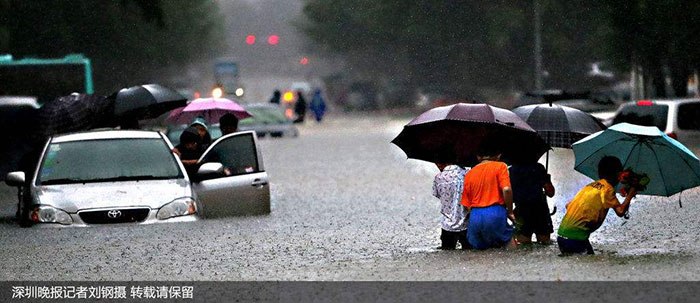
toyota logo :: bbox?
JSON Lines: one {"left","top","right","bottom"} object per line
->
{"left": 107, "top": 210, "right": 122, "bottom": 219}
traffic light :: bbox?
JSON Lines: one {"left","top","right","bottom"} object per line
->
{"left": 245, "top": 35, "right": 256, "bottom": 45}
{"left": 300, "top": 57, "right": 309, "bottom": 65}
{"left": 268, "top": 35, "right": 279, "bottom": 45}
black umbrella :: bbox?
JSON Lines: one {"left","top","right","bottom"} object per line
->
{"left": 513, "top": 103, "right": 606, "bottom": 216}
{"left": 512, "top": 103, "right": 605, "bottom": 169}
{"left": 30, "top": 93, "right": 112, "bottom": 140}
{"left": 391, "top": 103, "right": 549, "bottom": 167}
{"left": 112, "top": 84, "right": 187, "bottom": 120}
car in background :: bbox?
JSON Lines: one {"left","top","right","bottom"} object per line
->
{"left": 166, "top": 104, "right": 297, "bottom": 145}
{"left": 608, "top": 99, "right": 700, "bottom": 153}
{"left": 5, "top": 129, "right": 270, "bottom": 226}
{"left": 240, "top": 103, "right": 298, "bottom": 138}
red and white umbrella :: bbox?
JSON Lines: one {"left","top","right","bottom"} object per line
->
{"left": 167, "top": 97, "right": 252, "bottom": 124}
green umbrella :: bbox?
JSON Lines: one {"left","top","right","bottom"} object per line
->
{"left": 573, "top": 123, "right": 700, "bottom": 198}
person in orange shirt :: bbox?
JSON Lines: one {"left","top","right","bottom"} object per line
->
{"left": 460, "top": 139, "right": 516, "bottom": 250}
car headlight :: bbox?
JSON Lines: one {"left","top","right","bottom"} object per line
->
{"left": 157, "top": 197, "right": 197, "bottom": 220}
{"left": 30, "top": 206, "right": 73, "bottom": 225}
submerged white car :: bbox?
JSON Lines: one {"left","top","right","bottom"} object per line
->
{"left": 5, "top": 129, "right": 270, "bottom": 227}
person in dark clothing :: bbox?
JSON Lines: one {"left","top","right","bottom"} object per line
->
{"left": 173, "top": 126, "right": 203, "bottom": 177}
{"left": 269, "top": 90, "right": 281, "bottom": 105}
{"left": 293, "top": 91, "right": 307, "bottom": 123}
{"left": 220, "top": 113, "right": 239, "bottom": 136}
{"left": 509, "top": 162, "right": 555, "bottom": 245}
{"left": 190, "top": 117, "right": 212, "bottom": 151}
{"left": 310, "top": 88, "right": 327, "bottom": 122}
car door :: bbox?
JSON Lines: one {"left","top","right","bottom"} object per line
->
{"left": 193, "top": 131, "right": 270, "bottom": 217}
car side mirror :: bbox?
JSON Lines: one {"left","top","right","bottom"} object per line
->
{"left": 197, "top": 162, "right": 224, "bottom": 179}
{"left": 5, "top": 171, "right": 26, "bottom": 187}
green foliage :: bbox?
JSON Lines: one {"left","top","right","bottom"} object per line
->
{"left": 601, "top": 0, "right": 700, "bottom": 96}
{"left": 302, "top": 0, "right": 700, "bottom": 101}
{"left": 0, "top": 0, "right": 224, "bottom": 94}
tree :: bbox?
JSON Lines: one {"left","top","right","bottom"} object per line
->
{"left": 600, "top": 0, "right": 700, "bottom": 97}
{"left": 300, "top": 0, "right": 612, "bottom": 106}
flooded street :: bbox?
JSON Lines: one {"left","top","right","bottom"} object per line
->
{"left": 0, "top": 115, "right": 698, "bottom": 281}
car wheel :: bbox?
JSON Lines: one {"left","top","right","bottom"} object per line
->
{"left": 271, "top": 132, "right": 283, "bottom": 138}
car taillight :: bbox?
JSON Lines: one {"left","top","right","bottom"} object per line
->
{"left": 636, "top": 100, "right": 653, "bottom": 106}
{"left": 666, "top": 132, "right": 678, "bottom": 140}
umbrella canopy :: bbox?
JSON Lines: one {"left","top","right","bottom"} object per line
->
{"left": 513, "top": 103, "right": 605, "bottom": 148}
{"left": 573, "top": 123, "right": 700, "bottom": 196}
{"left": 30, "top": 93, "right": 112, "bottom": 141}
{"left": 391, "top": 103, "right": 549, "bottom": 166}
{"left": 166, "top": 97, "right": 252, "bottom": 124}
{"left": 112, "top": 84, "right": 187, "bottom": 119}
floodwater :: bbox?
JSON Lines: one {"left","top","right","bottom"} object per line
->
{"left": 0, "top": 115, "right": 698, "bottom": 281}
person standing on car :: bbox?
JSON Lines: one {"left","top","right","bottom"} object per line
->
{"left": 310, "top": 88, "right": 327, "bottom": 122}
{"left": 294, "top": 91, "right": 307, "bottom": 123}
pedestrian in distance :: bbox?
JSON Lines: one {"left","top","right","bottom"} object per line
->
{"left": 269, "top": 90, "right": 281, "bottom": 105}
{"left": 557, "top": 156, "right": 637, "bottom": 255}
{"left": 509, "top": 161, "right": 555, "bottom": 245}
{"left": 433, "top": 156, "right": 470, "bottom": 250}
{"left": 310, "top": 88, "right": 327, "bottom": 122}
{"left": 219, "top": 113, "right": 239, "bottom": 136}
{"left": 293, "top": 91, "right": 307, "bottom": 124}
{"left": 460, "top": 139, "right": 517, "bottom": 250}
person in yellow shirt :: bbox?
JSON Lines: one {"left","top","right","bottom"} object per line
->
{"left": 557, "top": 156, "right": 637, "bottom": 255}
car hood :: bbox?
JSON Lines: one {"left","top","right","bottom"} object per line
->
{"left": 35, "top": 179, "right": 192, "bottom": 213}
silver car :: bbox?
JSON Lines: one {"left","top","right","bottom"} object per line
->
{"left": 5, "top": 129, "right": 270, "bottom": 227}
{"left": 608, "top": 99, "right": 700, "bottom": 154}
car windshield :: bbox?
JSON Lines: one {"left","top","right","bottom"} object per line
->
{"left": 38, "top": 138, "right": 183, "bottom": 185}
{"left": 612, "top": 104, "right": 669, "bottom": 130}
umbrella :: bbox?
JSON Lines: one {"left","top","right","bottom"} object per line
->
{"left": 112, "top": 84, "right": 187, "bottom": 119}
{"left": 513, "top": 103, "right": 605, "bottom": 169}
{"left": 166, "top": 97, "right": 252, "bottom": 124}
{"left": 573, "top": 123, "right": 700, "bottom": 197}
{"left": 391, "top": 103, "right": 549, "bottom": 166}
{"left": 30, "top": 93, "right": 112, "bottom": 140}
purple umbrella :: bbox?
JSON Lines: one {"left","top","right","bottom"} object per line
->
{"left": 391, "top": 103, "right": 549, "bottom": 166}
{"left": 167, "top": 97, "right": 252, "bottom": 124}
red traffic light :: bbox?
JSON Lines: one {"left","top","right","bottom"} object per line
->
{"left": 245, "top": 35, "right": 256, "bottom": 45}
{"left": 268, "top": 35, "right": 279, "bottom": 45}
{"left": 300, "top": 57, "right": 309, "bottom": 65}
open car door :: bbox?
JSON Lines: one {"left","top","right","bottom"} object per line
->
{"left": 193, "top": 131, "right": 270, "bottom": 217}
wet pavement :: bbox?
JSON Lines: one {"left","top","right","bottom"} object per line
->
{"left": 0, "top": 115, "right": 698, "bottom": 281}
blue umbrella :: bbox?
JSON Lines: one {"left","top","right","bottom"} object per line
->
{"left": 573, "top": 123, "right": 700, "bottom": 197}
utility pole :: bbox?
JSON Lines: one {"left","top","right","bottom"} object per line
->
{"left": 534, "top": 0, "right": 543, "bottom": 91}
